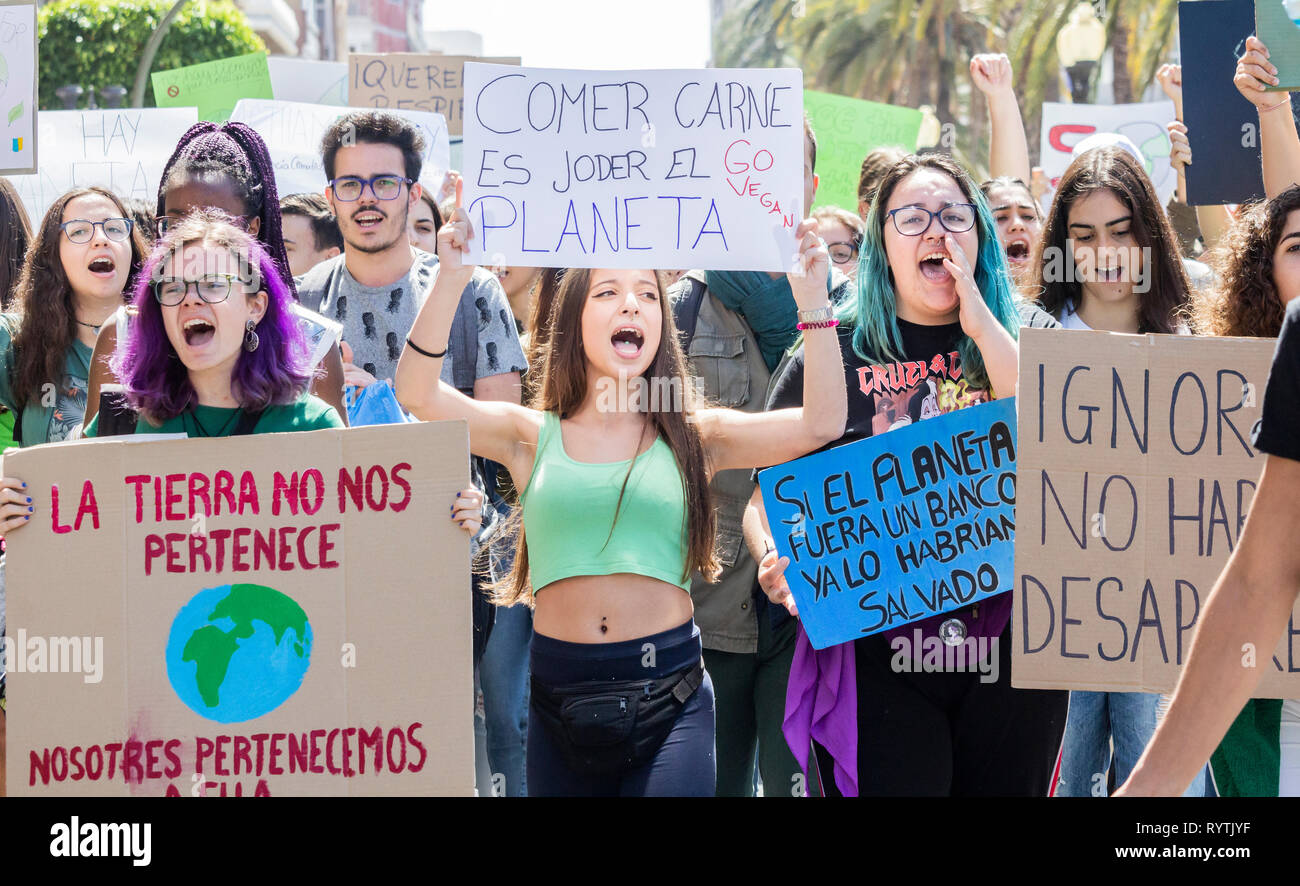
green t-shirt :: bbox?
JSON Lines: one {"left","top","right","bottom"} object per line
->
{"left": 0, "top": 315, "right": 94, "bottom": 446}
{"left": 83, "top": 394, "right": 343, "bottom": 438}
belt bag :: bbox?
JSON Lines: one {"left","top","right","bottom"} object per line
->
{"left": 531, "top": 660, "right": 705, "bottom": 776}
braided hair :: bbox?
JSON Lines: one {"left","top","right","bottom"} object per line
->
{"left": 157, "top": 122, "right": 295, "bottom": 298}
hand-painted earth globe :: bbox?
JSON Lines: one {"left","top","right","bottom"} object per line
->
{"left": 166, "top": 583, "right": 312, "bottom": 723}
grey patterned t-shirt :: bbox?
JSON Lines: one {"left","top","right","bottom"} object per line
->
{"left": 297, "top": 250, "right": 527, "bottom": 393}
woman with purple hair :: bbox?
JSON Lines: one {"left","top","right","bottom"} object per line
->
{"left": 82, "top": 121, "right": 348, "bottom": 430}
{"left": 80, "top": 210, "right": 339, "bottom": 437}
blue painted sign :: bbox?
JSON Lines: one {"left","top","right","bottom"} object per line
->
{"left": 758, "top": 398, "right": 1017, "bottom": 649}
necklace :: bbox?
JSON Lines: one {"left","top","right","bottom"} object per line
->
{"left": 186, "top": 407, "right": 242, "bottom": 438}
{"left": 75, "top": 319, "right": 102, "bottom": 333}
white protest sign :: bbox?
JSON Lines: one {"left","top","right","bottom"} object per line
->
{"left": 1039, "top": 101, "right": 1177, "bottom": 207}
{"left": 461, "top": 63, "right": 804, "bottom": 272}
{"left": 268, "top": 57, "right": 347, "bottom": 106}
{"left": 10, "top": 108, "right": 199, "bottom": 225}
{"left": 0, "top": 1, "right": 37, "bottom": 174}
{"left": 230, "top": 99, "right": 450, "bottom": 200}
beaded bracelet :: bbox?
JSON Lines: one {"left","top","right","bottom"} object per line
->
{"left": 796, "top": 318, "right": 839, "bottom": 331}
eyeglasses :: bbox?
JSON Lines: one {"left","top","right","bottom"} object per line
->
{"left": 887, "top": 203, "right": 977, "bottom": 237}
{"left": 328, "top": 174, "right": 412, "bottom": 202}
{"left": 155, "top": 214, "right": 251, "bottom": 237}
{"left": 826, "top": 239, "right": 861, "bottom": 264}
{"left": 153, "top": 274, "right": 249, "bottom": 306}
{"left": 61, "top": 218, "right": 134, "bottom": 244}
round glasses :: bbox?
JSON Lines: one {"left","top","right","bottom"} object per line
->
{"left": 61, "top": 218, "right": 134, "bottom": 244}
{"left": 153, "top": 274, "right": 248, "bottom": 306}
{"left": 826, "top": 239, "right": 861, "bottom": 264}
{"left": 887, "top": 204, "right": 977, "bottom": 237}
{"left": 328, "top": 174, "right": 412, "bottom": 202}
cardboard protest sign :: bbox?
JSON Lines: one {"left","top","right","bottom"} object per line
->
{"left": 230, "top": 99, "right": 450, "bottom": 200}
{"left": 803, "top": 90, "right": 921, "bottom": 212}
{"left": 0, "top": 1, "right": 36, "bottom": 175}
{"left": 268, "top": 57, "right": 347, "bottom": 106}
{"left": 347, "top": 53, "right": 520, "bottom": 136}
{"left": 1014, "top": 328, "right": 1300, "bottom": 696}
{"left": 1179, "top": 0, "right": 1267, "bottom": 206}
{"left": 460, "top": 62, "right": 804, "bottom": 273}
{"left": 153, "top": 52, "right": 274, "bottom": 122}
{"left": 757, "top": 399, "right": 1017, "bottom": 650}
{"left": 1039, "top": 101, "right": 1177, "bottom": 206}
{"left": 4, "top": 422, "right": 474, "bottom": 795}
{"left": 1258, "top": 0, "right": 1300, "bottom": 90}
{"left": 8, "top": 108, "right": 198, "bottom": 226}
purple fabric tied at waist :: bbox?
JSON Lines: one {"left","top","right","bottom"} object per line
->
{"left": 782, "top": 590, "right": 1013, "bottom": 797}
{"left": 883, "top": 590, "right": 1013, "bottom": 656}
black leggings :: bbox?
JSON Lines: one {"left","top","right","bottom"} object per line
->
{"left": 814, "top": 625, "right": 1067, "bottom": 797}
{"left": 527, "top": 620, "right": 715, "bottom": 797}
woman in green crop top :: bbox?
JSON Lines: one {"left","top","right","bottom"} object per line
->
{"left": 394, "top": 181, "right": 849, "bottom": 796}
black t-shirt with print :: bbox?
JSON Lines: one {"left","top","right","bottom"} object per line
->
{"left": 1254, "top": 296, "right": 1300, "bottom": 460}
{"left": 763, "top": 318, "right": 1012, "bottom": 651}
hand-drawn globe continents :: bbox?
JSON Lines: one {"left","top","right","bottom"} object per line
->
{"left": 166, "top": 583, "right": 313, "bottom": 724}
{"left": 1113, "top": 120, "right": 1174, "bottom": 197}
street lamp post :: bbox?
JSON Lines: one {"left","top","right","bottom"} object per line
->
{"left": 1057, "top": 2, "right": 1107, "bottom": 104}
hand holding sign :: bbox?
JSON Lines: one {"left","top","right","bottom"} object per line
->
{"left": 788, "top": 218, "right": 830, "bottom": 303}
{"left": 757, "top": 547, "right": 798, "bottom": 618}
{"left": 1167, "top": 120, "right": 1192, "bottom": 172}
{"left": 0, "top": 476, "right": 32, "bottom": 537}
{"left": 1236, "top": 35, "right": 1283, "bottom": 107}
{"left": 436, "top": 178, "right": 476, "bottom": 286}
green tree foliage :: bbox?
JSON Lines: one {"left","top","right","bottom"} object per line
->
{"left": 38, "top": 0, "right": 265, "bottom": 109}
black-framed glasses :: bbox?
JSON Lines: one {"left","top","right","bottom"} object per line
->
{"left": 61, "top": 218, "right": 134, "bottom": 244}
{"left": 153, "top": 274, "right": 247, "bottom": 306}
{"left": 328, "top": 174, "right": 412, "bottom": 202}
{"left": 826, "top": 238, "right": 861, "bottom": 264}
{"left": 155, "top": 214, "right": 250, "bottom": 237}
{"left": 887, "top": 203, "right": 977, "bottom": 237}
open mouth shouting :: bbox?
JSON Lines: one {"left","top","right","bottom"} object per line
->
{"left": 1004, "top": 238, "right": 1032, "bottom": 263}
{"left": 352, "top": 209, "right": 386, "bottom": 231}
{"left": 182, "top": 317, "right": 217, "bottom": 349}
{"left": 611, "top": 325, "right": 645, "bottom": 359}
{"left": 919, "top": 250, "right": 952, "bottom": 282}
{"left": 87, "top": 254, "right": 118, "bottom": 278}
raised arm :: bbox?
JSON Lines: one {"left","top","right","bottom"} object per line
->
{"left": 971, "top": 54, "right": 1032, "bottom": 185}
{"left": 394, "top": 182, "right": 539, "bottom": 481}
{"left": 84, "top": 321, "right": 119, "bottom": 429}
{"left": 1236, "top": 36, "right": 1300, "bottom": 198}
{"left": 1119, "top": 453, "right": 1300, "bottom": 795}
{"left": 696, "top": 221, "right": 846, "bottom": 472}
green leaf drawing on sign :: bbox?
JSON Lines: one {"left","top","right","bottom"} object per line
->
{"left": 8, "top": 101, "right": 23, "bottom": 126}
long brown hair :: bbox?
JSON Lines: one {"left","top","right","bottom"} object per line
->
{"left": 1191, "top": 187, "right": 1300, "bottom": 338}
{"left": 494, "top": 267, "right": 719, "bottom": 607}
{"left": 9, "top": 187, "right": 147, "bottom": 407}
{"left": 1030, "top": 147, "right": 1190, "bottom": 333}
{"left": 0, "top": 178, "right": 32, "bottom": 311}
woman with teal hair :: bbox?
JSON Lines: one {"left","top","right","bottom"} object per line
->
{"left": 743, "top": 152, "right": 1068, "bottom": 796}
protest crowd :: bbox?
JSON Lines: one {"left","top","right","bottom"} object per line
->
{"left": 3, "top": 0, "right": 1300, "bottom": 802}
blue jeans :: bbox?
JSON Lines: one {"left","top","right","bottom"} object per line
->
{"left": 1057, "top": 691, "right": 1211, "bottom": 796}
{"left": 478, "top": 602, "right": 532, "bottom": 797}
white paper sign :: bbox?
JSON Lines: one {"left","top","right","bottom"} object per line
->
{"left": 1039, "top": 101, "right": 1177, "bottom": 208}
{"left": 230, "top": 98, "right": 450, "bottom": 200}
{"left": 10, "top": 108, "right": 199, "bottom": 224}
{"left": 268, "top": 57, "right": 348, "bottom": 106}
{"left": 0, "top": 2, "right": 38, "bottom": 175}
{"left": 461, "top": 63, "right": 804, "bottom": 272}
